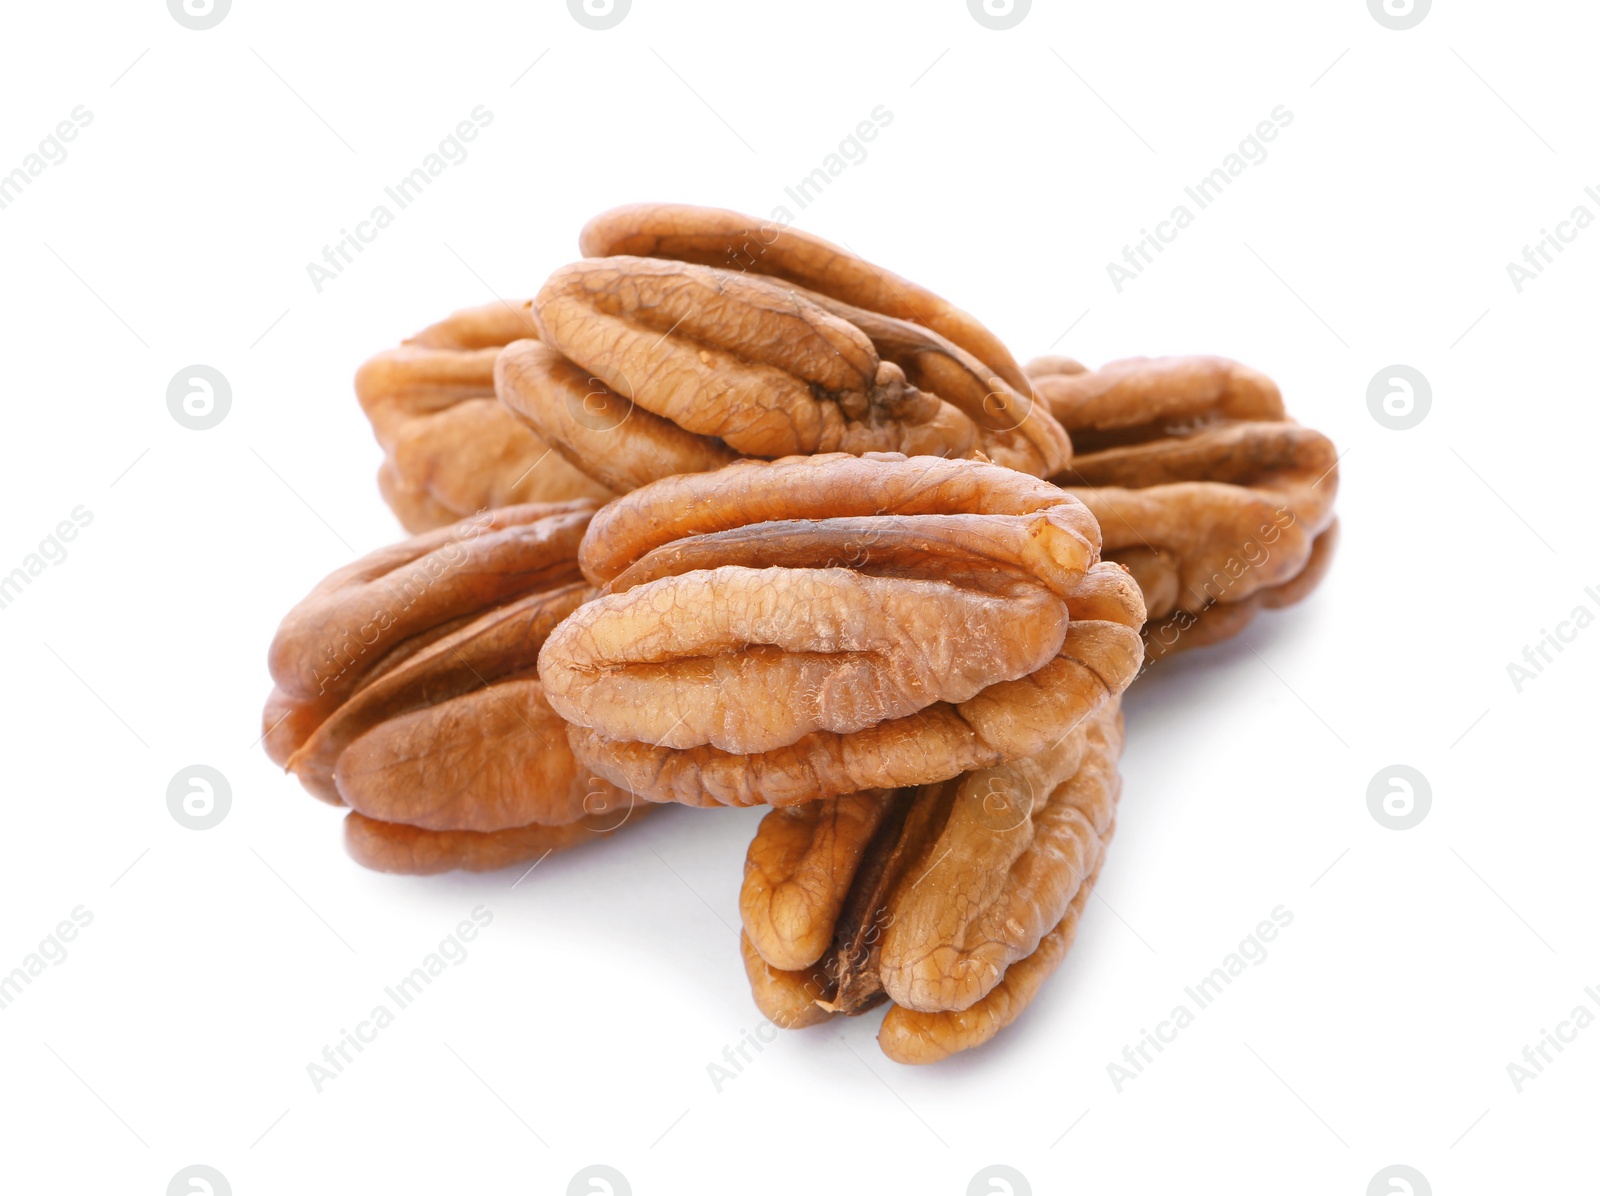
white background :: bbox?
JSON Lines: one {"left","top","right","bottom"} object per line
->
{"left": 1, "top": 1, "right": 1594, "bottom": 1193}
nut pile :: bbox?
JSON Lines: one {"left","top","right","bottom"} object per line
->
{"left": 265, "top": 203, "right": 1339, "bottom": 1061}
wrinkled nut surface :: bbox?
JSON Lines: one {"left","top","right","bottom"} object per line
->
{"left": 1030, "top": 354, "right": 1285, "bottom": 449}
{"left": 496, "top": 337, "right": 741, "bottom": 496}
{"left": 1032, "top": 355, "right": 1338, "bottom": 634}
{"left": 578, "top": 202, "right": 1032, "bottom": 396}
{"left": 1142, "top": 520, "right": 1340, "bottom": 666}
{"left": 263, "top": 501, "right": 640, "bottom": 873}
{"left": 356, "top": 206, "right": 1068, "bottom": 524}
{"left": 739, "top": 700, "right": 1123, "bottom": 1063}
{"left": 356, "top": 300, "right": 612, "bottom": 532}
{"left": 539, "top": 454, "right": 1144, "bottom": 807}
{"left": 499, "top": 256, "right": 1068, "bottom": 489}
{"left": 344, "top": 808, "right": 646, "bottom": 876}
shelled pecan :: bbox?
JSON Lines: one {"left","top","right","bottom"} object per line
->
{"left": 1030, "top": 355, "right": 1338, "bottom": 654}
{"left": 579, "top": 203, "right": 1032, "bottom": 394}
{"left": 538, "top": 453, "right": 1144, "bottom": 807}
{"left": 355, "top": 300, "right": 612, "bottom": 532}
{"left": 262, "top": 500, "right": 641, "bottom": 873}
{"left": 739, "top": 699, "right": 1123, "bottom": 1063}
{"left": 1141, "top": 519, "right": 1339, "bottom": 665}
{"left": 257, "top": 198, "right": 1352, "bottom": 1068}
{"left": 495, "top": 206, "right": 1069, "bottom": 489}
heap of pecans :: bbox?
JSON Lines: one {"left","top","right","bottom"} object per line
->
{"left": 265, "top": 204, "right": 1338, "bottom": 1063}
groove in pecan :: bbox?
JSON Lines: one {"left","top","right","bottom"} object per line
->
{"left": 537, "top": 456, "right": 1140, "bottom": 807}
{"left": 1030, "top": 356, "right": 1337, "bottom": 623}
{"left": 496, "top": 337, "right": 739, "bottom": 494}
{"left": 739, "top": 702, "right": 1124, "bottom": 1061}
{"left": 531, "top": 257, "right": 977, "bottom": 461}
{"left": 556, "top": 571, "right": 1140, "bottom": 808}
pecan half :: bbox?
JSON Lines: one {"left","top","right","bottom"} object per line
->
{"left": 1032, "top": 355, "right": 1338, "bottom": 652}
{"left": 1142, "top": 519, "right": 1340, "bottom": 665}
{"left": 356, "top": 300, "right": 612, "bottom": 531}
{"left": 498, "top": 255, "right": 1068, "bottom": 488}
{"left": 492, "top": 200, "right": 1068, "bottom": 487}
{"left": 538, "top": 454, "right": 1144, "bottom": 807}
{"left": 739, "top": 700, "right": 1123, "bottom": 1062}
{"left": 262, "top": 500, "right": 641, "bottom": 873}
{"left": 578, "top": 202, "right": 1032, "bottom": 395}
{"left": 495, "top": 338, "right": 739, "bottom": 495}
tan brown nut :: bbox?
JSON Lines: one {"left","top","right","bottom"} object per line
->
{"left": 342, "top": 809, "right": 645, "bottom": 876}
{"left": 578, "top": 202, "right": 1033, "bottom": 396}
{"left": 262, "top": 500, "right": 640, "bottom": 873}
{"left": 537, "top": 453, "right": 1144, "bottom": 808}
{"left": 739, "top": 699, "right": 1123, "bottom": 1063}
{"left": 496, "top": 255, "right": 1069, "bottom": 491}
{"left": 355, "top": 299, "right": 612, "bottom": 532}
{"left": 1141, "top": 519, "right": 1340, "bottom": 666}
{"left": 1031, "top": 355, "right": 1338, "bottom": 628}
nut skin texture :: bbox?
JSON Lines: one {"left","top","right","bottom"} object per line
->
{"left": 1142, "top": 519, "right": 1339, "bottom": 666}
{"left": 1031, "top": 354, "right": 1285, "bottom": 450}
{"left": 1030, "top": 355, "right": 1338, "bottom": 654}
{"left": 575, "top": 452, "right": 1102, "bottom": 590}
{"left": 356, "top": 300, "right": 612, "bottom": 532}
{"left": 344, "top": 808, "right": 645, "bottom": 876}
{"left": 793, "top": 286, "right": 1066, "bottom": 478}
{"left": 497, "top": 218, "right": 1071, "bottom": 490}
{"left": 739, "top": 700, "right": 1124, "bottom": 1062}
{"left": 511, "top": 256, "right": 1031, "bottom": 476}
{"left": 544, "top": 567, "right": 1071, "bottom": 755}
{"left": 513, "top": 255, "right": 1067, "bottom": 481}
{"left": 496, "top": 337, "right": 739, "bottom": 495}
{"left": 578, "top": 202, "right": 1032, "bottom": 396}
{"left": 538, "top": 454, "right": 1144, "bottom": 808}
{"left": 263, "top": 501, "right": 640, "bottom": 874}
{"left": 741, "top": 790, "right": 896, "bottom": 972}
{"left": 877, "top": 850, "right": 1106, "bottom": 1065}
{"left": 267, "top": 502, "right": 595, "bottom": 708}
{"left": 877, "top": 708, "right": 1120, "bottom": 1014}
{"left": 738, "top": 932, "right": 836, "bottom": 1030}
{"left": 360, "top": 207, "right": 1065, "bottom": 526}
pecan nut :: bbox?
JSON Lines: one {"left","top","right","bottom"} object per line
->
{"left": 537, "top": 454, "right": 1144, "bottom": 807}
{"left": 262, "top": 500, "right": 641, "bottom": 873}
{"left": 356, "top": 300, "right": 612, "bottom": 531}
{"left": 1032, "top": 354, "right": 1338, "bottom": 653}
{"left": 578, "top": 202, "right": 1033, "bottom": 396}
{"left": 496, "top": 206, "right": 1069, "bottom": 490}
{"left": 739, "top": 699, "right": 1123, "bottom": 1063}
{"left": 1142, "top": 519, "right": 1339, "bottom": 665}
{"left": 495, "top": 337, "right": 740, "bottom": 496}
